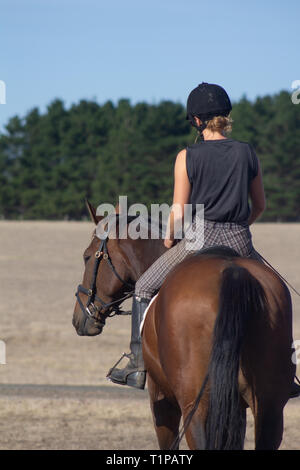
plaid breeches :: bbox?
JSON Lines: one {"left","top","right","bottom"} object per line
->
{"left": 135, "top": 218, "right": 258, "bottom": 300}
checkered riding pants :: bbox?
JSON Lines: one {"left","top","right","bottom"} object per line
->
{"left": 135, "top": 217, "right": 262, "bottom": 300}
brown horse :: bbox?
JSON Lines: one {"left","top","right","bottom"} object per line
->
{"left": 72, "top": 202, "right": 296, "bottom": 450}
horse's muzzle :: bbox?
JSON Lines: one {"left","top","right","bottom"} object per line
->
{"left": 72, "top": 308, "right": 104, "bottom": 336}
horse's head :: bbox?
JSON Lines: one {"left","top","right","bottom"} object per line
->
{"left": 72, "top": 201, "right": 136, "bottom": 336}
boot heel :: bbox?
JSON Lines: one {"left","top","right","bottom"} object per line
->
{"left": 127, "top": 371, "right": 146, "bottom": 390}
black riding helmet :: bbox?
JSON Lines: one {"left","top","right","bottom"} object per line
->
{"left": 186, "top": 82, "right": 232, "bottom": 139}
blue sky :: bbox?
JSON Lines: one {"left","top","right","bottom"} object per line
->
{"left": 0, "top": 0, "right": 299, "bottom": 132}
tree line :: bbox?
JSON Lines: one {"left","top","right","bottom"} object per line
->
{"left": 0, "top": 90, "right": 299, "bottom": 221}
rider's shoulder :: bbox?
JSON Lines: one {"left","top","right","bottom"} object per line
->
{"left": 187, "top": 139, "right": 251, "bottom": 147}
{"left": 232, "top": 139, "right": 253, "bottom": 147}
{"left": 175, "top": 148, "right": 187, "bottom": 162}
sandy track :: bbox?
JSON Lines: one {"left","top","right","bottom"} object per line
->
{"left": 0, "top": 221, "right": 299, "bottom": 450}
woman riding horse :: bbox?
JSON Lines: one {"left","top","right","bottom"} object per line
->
{"left": 107, "top": 82, "right": 300, "bottom": 398}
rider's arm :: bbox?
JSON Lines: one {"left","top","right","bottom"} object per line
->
{"left": 248, "top": 160, "right": 266, "bottom": 225}
{"left": 164, "top": 149, "right": 191, "bottom": 248}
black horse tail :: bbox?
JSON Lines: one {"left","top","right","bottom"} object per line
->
{"left": 205, "top": 264, "right": 267, "bottom": 450}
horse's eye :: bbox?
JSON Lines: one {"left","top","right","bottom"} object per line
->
{"left": 84, "top": 255, "right": 91, "bottom": 264}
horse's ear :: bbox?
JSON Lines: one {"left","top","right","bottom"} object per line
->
{"left": 115, "top": 202, "right": 121, "bottom": 214}
{"left": 85, "top": 199, "right": 99, "bottom": 225}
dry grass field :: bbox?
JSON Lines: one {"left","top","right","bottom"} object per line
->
{"left": 0, "top": 221, "right": 299, "bottom": 450}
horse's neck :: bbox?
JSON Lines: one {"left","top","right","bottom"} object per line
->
{"left": 146, "top": 237, "right": 167, "bottom": 266}
{"left": 129, "top": 237, "right": 167, "bottom": 281}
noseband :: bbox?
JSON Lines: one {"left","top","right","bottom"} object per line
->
{"left": 75, "top": 234, "right": 135, "bottom": 327}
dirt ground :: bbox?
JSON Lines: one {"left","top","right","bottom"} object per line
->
{"left": 0, "top": 221, "right": 299, "bottom": 450}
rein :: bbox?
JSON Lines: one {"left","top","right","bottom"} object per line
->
{"left": 75, "top": 234, "right": 135, "bottom": 326}
{"left": 256, "top": 253, "right": 300, "bottom": 298}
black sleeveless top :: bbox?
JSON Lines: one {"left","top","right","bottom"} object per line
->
{"left": 186, "top": 138, "right": 259, "bottom": 224}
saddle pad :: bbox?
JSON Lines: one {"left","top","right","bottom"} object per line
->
{"left": 140, "top": 293, "right": 158, "bottom": 335}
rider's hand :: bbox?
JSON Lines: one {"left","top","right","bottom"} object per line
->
{"left": 164, "top": 238, "right": 174, "bottom": 249}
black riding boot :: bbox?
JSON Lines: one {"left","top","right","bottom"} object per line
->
{"left": 107, "top": 295, "right": 150, "bottom": 390}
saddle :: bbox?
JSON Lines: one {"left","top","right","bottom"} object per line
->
{"left": 194, "top": 245, "right": 241, "bottom": 260}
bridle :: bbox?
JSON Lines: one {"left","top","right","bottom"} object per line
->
{"left": 75, "top": 232, "right": 135, "bottom": 328}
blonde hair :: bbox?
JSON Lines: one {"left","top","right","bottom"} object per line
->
{"left": 205, "top": 114, "right": 233, "bottom": 135}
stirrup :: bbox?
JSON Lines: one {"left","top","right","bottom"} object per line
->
{"left": 106, "top": 352, "right": 131, "bottom": 378}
